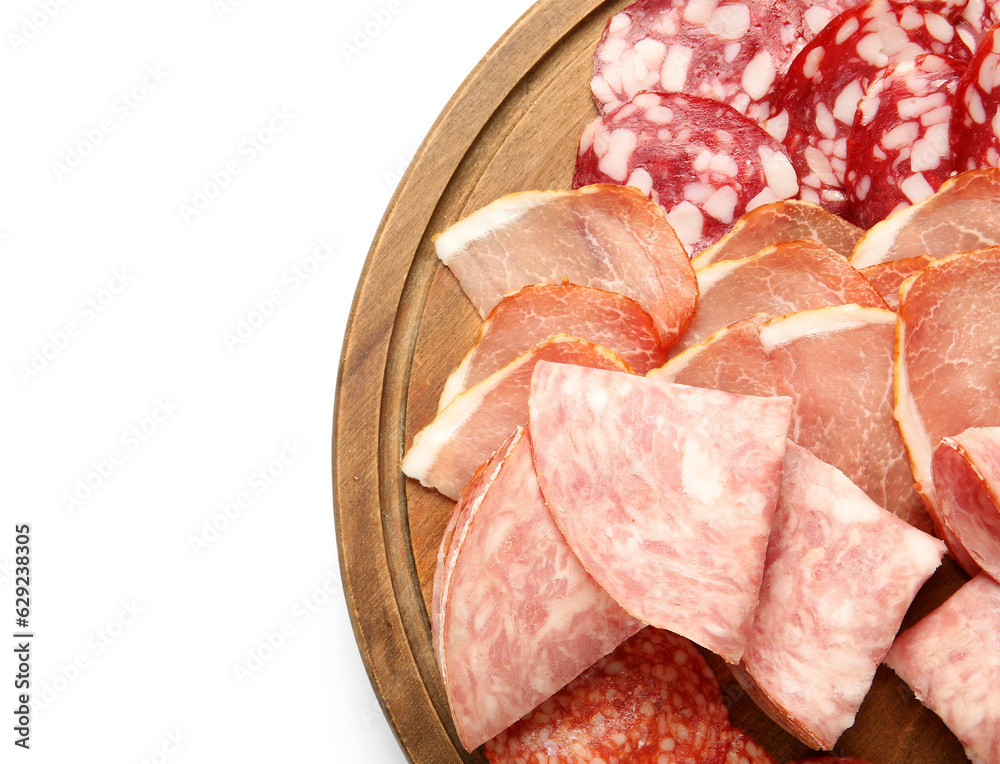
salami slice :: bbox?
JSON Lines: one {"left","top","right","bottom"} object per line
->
{"left": 483, "top": 627, "right": 730, "bottom": 764}
{"left": 574, "top": 92, "right": 799, "bottom": 255}
{"left": 846, "top": 54, "right": 965, "bottom": 228}
{"left": 438, "top": 428, "right": 642, "bottom": 751}
{"left": 952, "top": 23, "right": 1000, "bottom": 170}
{"left": 769, "top": 0, "right": 970, "bottom": 218}
{"left": 724, "top": 729, "right": 776, "bottom": 764}
{"left": 885, "top": 573, "right": 1000, "bottom": 764}
{"left": 590, "top": 0, "right": 851, "bottom": 121}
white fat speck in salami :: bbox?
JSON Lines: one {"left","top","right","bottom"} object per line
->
{"left": 574, "top": 92, "right": 798, "bottom": 255}
{"left": 590, "top": 0, "right": 854, "bottom": 122}
{"left": 845, "top": 54, "right": 964, "bottom": 227}
{"left": 773, "top": 0, "right": 970, "bottom": 220}
{"left": 952, "top": 23, "right": 1000, "bottom": 169}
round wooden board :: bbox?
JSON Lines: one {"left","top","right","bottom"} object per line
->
{"left": 332, "top": 1, "right": 970, "bottom": 762}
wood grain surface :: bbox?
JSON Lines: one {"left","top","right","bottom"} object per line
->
{"left": 332, "top": 1, "right": 969, "bottom": 762}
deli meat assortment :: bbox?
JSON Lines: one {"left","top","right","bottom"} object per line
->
{"left": 400, "top": 0, "right": 1000, "bottom": 761}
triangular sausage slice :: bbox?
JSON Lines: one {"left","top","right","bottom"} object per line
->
{"left": 528, "top": 361, "right": 792, "bottom": 662}
{"left": 436, "top": 427, "right": 642, "bottom": 752}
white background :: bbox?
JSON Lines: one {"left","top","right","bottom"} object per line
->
{"left": 2, "top": 0, "right": 536, "bottom": 761}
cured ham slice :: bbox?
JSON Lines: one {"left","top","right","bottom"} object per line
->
{"left": 849, "top": 168, "right": 1000, "bottom": 267}
{"left": 885, "top": 573, "right": 1000, "bottom": 764}
{"left": 650, "top": 314, "right": 778, "bottom": 399}
{"left": 589, "top": 0, "right": 850, "bottom": 121}
{"left": 858, "top": 254, "right": 934, "bottom": 309}
{"left": 438, "top": 283, "right": 666, "bottom": 411}
{"left": 759, "top": 304, "right": 932, "bottom": 532}
{"left": 484, "top": 628, "right": 730, "bottom": 764}
{"left": 402, "top": 335, "right": 632, "bottom": 500}
{"left": 574, "top": 92, "right": 799, "bottom": 255}
{"left": 845, "top": 54, "right": 965, "bottom": 228}
{"left": 894, "top": 246, "right": 1000, "bottom": 572}
{"left": 738, "top": 442, "right": 946, "bottom": 751}
{"left": 933, "top": 426, "right": 1000, "bottom": 579}
{"left": 436, "top": 428, "right": 642, "bottom": 752}
{"left": 673, "top": 240, "right": 887, "bottom": 356}
{"left": 690, "top": 199, "right": 863, "bottom": 270}
{"left": 528, "top": 361, "right": 792, "bottom": 662}
{"left": 434, "top": 185, "right": 697, "bottom": 344}
{"left": 952, "top": 23, "right": 1000, "bottom": 170}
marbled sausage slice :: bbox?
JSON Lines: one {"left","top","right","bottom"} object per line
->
{"left": 438, "top": 428, "right": 643, "bottom": 752}
{"left": 933, "top": 426, "right": 1000, "bottom": 579}
{"left": 574, "top": 92, "right": 799, "bottom": 255}
{"left": 528, "top": 361, "right": 792, "bottom": 662}
{"left": 885, "top": 573, "right": 1000, "bottom": 764}
{"left": 434, "top": 185, "right": 696, "bottom": 345}
{"left": 952, "top": 23, "right": 1000, "bottom": 170}
{"left": 738, "top": 442, "right": 946, "bottom": 751}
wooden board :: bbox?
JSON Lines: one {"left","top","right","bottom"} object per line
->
{"left": 332, "top": 1, "right": 969, "bottom": 762}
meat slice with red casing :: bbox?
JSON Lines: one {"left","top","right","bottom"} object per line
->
{"left": 483, "top": 627, "right": 730, "bottom": 764}
{"left": 672, "top": 239, "right": 887, "bottom": 356}
{"left": 768, "top": 0, "right": 970, "bottom": 218}
{"left": 690, "top": 199, "right": 862, "bottom": 269}
{"left": 894, "top": 246, "right": 1000, "bottom": 573}
{"left": 952, "top": 23, "right": 1000, "bottom": 170}
{"left": 759, "top": 304, "right": 932, "bottom": 533}
{"left": 849, "top": 167, "right": 1000, "bottom": 267}
{"left": 846, "top": 54, "right": 965, "bottom": 228}
{"left": 438, "top": 283, "right": 666, "bottom": 411}
{"left": 528, "top": 361, "right": 792, "bottom": 663}
{"left": 858, "top": 254, "right": 934, "bottom": 309}
{"left": 933, "top": 426, "right": 1000, "bottom": 579}
{"left": 402, "top": 335, "right": 632, "bottom": 500}
{"left": 885, "top": 573, "right": 1000, "bottom": 764}
{"left": 435, "top": 427, "right": 642, "bottom": 752}
{"left": 589, "top": 0, "right": 851, "bottom": 121}
{"left": 649, "top": 314, "right": 779, "bottom": 399}
{"left": 737, "top": 442, "right": 946, "bottom": 751}
{"left": 574, "top": 92, "right": 799, "bottom": 255}
{"left": 433, "top": 184, "right": 696, "bottom": 345}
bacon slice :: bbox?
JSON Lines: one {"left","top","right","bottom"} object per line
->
{"left": 894, "top": 246, "right": 1000, "bottom": 572}
{"left": 437, "top": 428, "right": 642, "bottom": 752}
{"left": 849, "top": 168, "right": 1000, "bottom": 267}
{"left": 933, "top": 426, "right": 1000, "bottom": 579}
{"left": 885, "top": 573, "right": 1000, "bottom": 764}
{"left": 858, "top": 254, "right": 934, "bottom": 308}
{"left": 760, "top": 304, "right": 932, "bottom": 532}
{"left": 484, "top": 627, "right": 730, "bottom": 764}
{"left": 403, "top": 336, "right": 632, "bottom": 500}
{"left": 690, "top": 199, "right": 863, "bottom": 269}
{"left": 438, "top": 283, "right": 666, "bottom": 411}
{"left": 738, "top": 442, "right": 946, "bottom": 751}
{"left": 673, "top": 240, "right": 887, "bottom": 356}
{"left": 434, "top": 185, "right": 697, "bottom": 345}
{"left": 650, "top": 314, "right": 778, "bottom": 399}
{"left": 528, "top": 361, "right": 792, "bottom": 662}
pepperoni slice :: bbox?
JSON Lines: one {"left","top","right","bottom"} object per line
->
{"left": 574, "top": 91, "right": 799, "bottom": 255}
{"left": 846, "top": 54, "right": 965, "bottom": 228}
{"left": 952, "top": 23, "right": 1000, "bottom": 169}
{"left": 483, "top": 627, "right": 730, "bottom": 764}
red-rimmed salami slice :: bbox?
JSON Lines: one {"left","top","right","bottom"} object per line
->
{"left": 483, "top": 627, "right": 730, "bottom": 764}
{"left": 846, "top": 54, "right": 965, "bottom": 228}
{"left": 952, "top": 23, "right": 1000, "bottom": 170}
{"left": 575, "top": 92, "right": 799, "bottom": 255}
{"left": 769, "top": 0, "right": 970, "bottom": 218}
